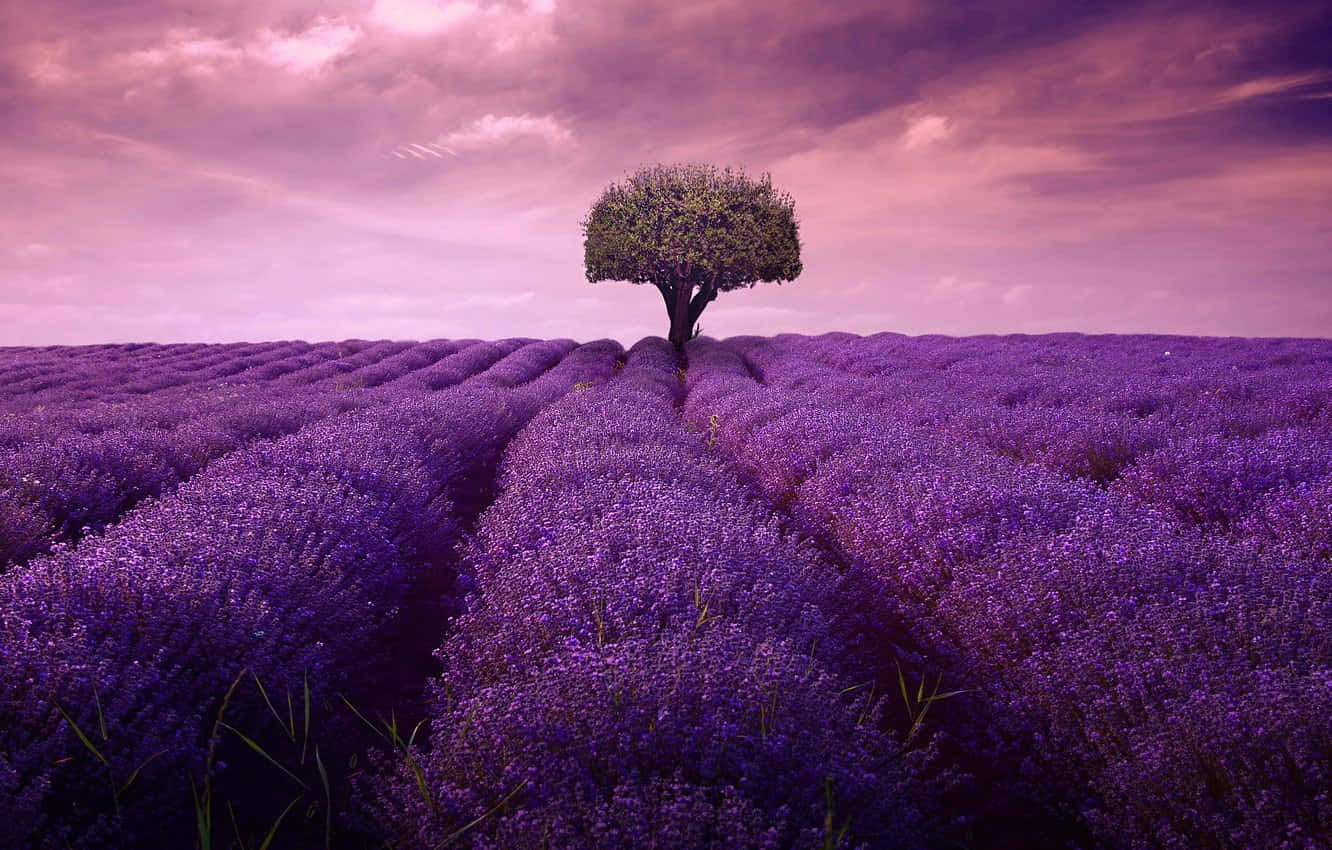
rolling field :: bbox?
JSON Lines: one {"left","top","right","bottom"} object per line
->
{"left": 1, "top": 332, "right": 1330, "bottom": 849}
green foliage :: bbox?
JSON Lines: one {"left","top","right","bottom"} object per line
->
{"left": 580, "top": 162, "right": 802, "bottom": 292}
{"left": 894, "top": 661, "right": 971, "bottom": 747}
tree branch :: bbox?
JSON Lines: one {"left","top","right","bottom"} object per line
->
{"left": 686, "top": 275, "right": 718, "bottom": 328}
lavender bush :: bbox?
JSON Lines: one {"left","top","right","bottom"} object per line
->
{"left": 0, "top": 332, "right": 1328, "bottom": 849}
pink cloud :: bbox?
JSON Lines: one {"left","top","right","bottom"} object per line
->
{"left": 440, "top": 113, "right": 575, "bottom": 150}
{"left": 901, "top": 114, "right": 953, "bottom": 149}
{"left": 367, "top": 0, "right": 496, "bottom": 35}
{"left": 257, "top": 19, "right": 362, "bottom": 73}
{"left": 0, "top": 0, "right": 1328, "bottom": 344}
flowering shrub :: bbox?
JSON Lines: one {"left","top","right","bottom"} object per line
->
{"left": 0, "top": 332, "right": 1328, "bottom": 849}
{"left": 361, "top": 339, "right": 943, "bottom": 846}
{"left": 683, "top": 332, "right": 1332, "bottom": 849}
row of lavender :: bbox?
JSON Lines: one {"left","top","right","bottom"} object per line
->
{"left": 0, "top": 338, "right": 623, "bottom": 847}
{"left": 683, "top": 332, "right": 1332, "bottom": 849}
{"left": 358, "top": 338, "right": 950, "bottom": 847}
{"left": 2, "top": 332, "right": 1328, "bottom": 848}
{"left": 0, "top": 338, "right": 557, "bottom": 568}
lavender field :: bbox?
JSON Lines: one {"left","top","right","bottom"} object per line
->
{"left": 1, "top": 332, "right": 1330, "bottom": 850}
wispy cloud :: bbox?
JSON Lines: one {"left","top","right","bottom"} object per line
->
{"left": 14, "top": 243, "right": 53, "bottom": 260}
{"left": 454, "top": 290, "right": 538, "bottom": 310}
{"left": 256, "top": 19, "right": 362, "bottom": 74}
{"left": 934, "top": 276, "right": 992, "bottom": 297}
{"left": 122, "top": 19, "right": 361, "bottom": 77}
{"left": 367, "top": 0, "right": 497, "bottom": 35}
{"left": 901, "top": 114, "right": 953, "bottom": 150}
{"left": 707, "top": 305, "right": 803, "bottom": 320}
{"left": 440, "top": 113, "right": 575, "bottom": 150}
{"left": 1214, "top": 71, "right": 1332, "bottom": 104}
{"left": 1000, "top": 284, "right": 1034, "bottom": 306}
{"left": 387, "top": 142, "right": 461, "bottom": 160}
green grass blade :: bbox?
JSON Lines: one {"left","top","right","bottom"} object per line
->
{"left": 301, "top": 673, "right": 311, "bottom": 766}
{"left": 407, "top": 718, "right": 427, "bottom": 750}
{"left": 403, "top": 746, "right": 434, "bottom": 816}
{"left": 386, "top": 709, "right": 400, "bottom": 745}
{"left": 218, "top": 722, "right": 310, "bottom": 790}
{"left": 250, "top": 672, "right": 294, "bottom": 743}
{"left": 55, "top": 704, "right": 109, "bottom": 768}
{"left": 437, "top": 778, "right": 528, "bottom": 848}
{"left": 286, "top": 687, "right": 296, "bottom": 745}
{"left": 257, "top": 796, "right": 303, "bottom": 850}
{"left": 315, "top": 745, "right": 332, "bottom": 850}
{"left": 191, "top": 775, "right": 212, "bottom": 850}
{"left": 226, "top": 800, "right": 246, "bottom": 850}
{"left": 894, "top": 661, "right": 913, "bottom": 718}
{"left": 117, "top": 748, "right": 167, "bottom": 797}
{"left": 92, "top": 686, "right": 108, "bottom": 741}
{"left": 337, "top": 693, "right": 389, "bottom": 744}
{"left": 923, "top": 688, "right": 972, "bottom": 703}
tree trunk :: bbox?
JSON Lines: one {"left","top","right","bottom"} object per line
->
{"left": 667, "top": 278, "right": 694, "bottom": 351}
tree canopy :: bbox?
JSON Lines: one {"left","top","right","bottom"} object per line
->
{"left": 580, "top": 162, "right": 802, "bottom": 350}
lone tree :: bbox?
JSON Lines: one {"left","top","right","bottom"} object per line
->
{"left": 580, "top": 162, "right": 802, "bottom": 351}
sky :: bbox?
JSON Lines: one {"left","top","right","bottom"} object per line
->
{"left": 3, "top": 0, "right": 1331, "bottom": 345}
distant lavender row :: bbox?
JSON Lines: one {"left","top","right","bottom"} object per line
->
{"left": 1, "top": 340, "right": 328, "bottom": 410}
{"left": 763, "top": 332, "right": 1332, "bottom": 535}
{"left": 0, "top": 339, "right": 622, "bottom": 848}
{"left": 755, "top": 332, "right": 1327, "bottom": 503}
{"left": 0, "top": 340, "right": 447, "bottom": 431}
{"left": 0, "top": 340, "right": 563, "bottom": 570}
{"left": 788, "top": 331, "right": 1332, "bottom": 442}
{"left": 683, "top": 334, "right": 1332, "bottom": 849}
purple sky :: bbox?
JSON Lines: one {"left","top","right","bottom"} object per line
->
{"left": 3, "top": 0, "right": 1331, "bottom": 344}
